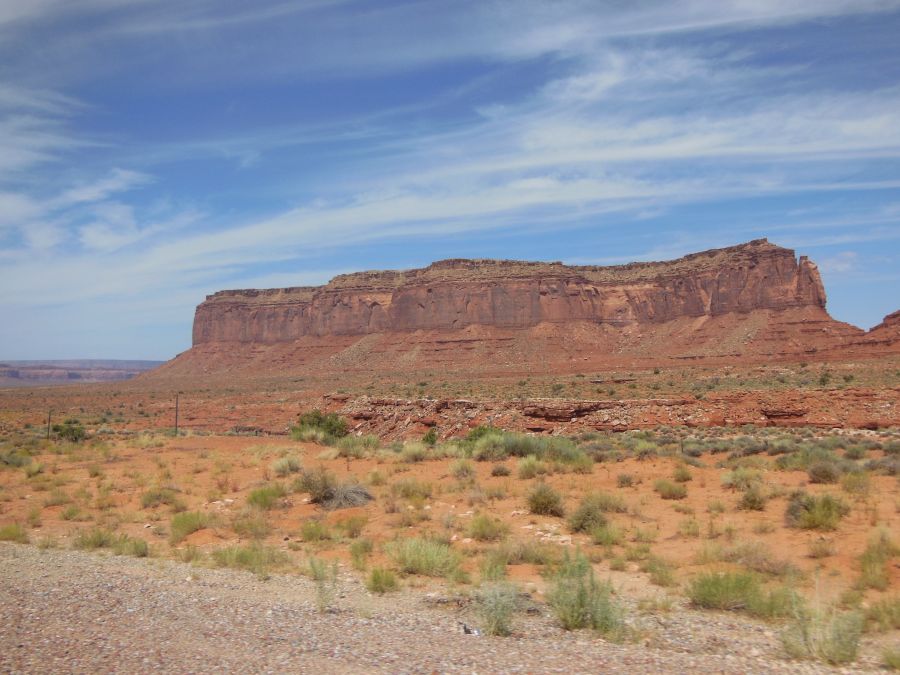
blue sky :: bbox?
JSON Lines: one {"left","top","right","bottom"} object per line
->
{"left": 1, "top": 0, "right": 899, "bottom": 360}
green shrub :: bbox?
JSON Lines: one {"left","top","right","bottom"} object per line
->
{"left": 642, "top": 556, "right": 676, "bottom": 587}
{"left": 883, "top": 646, "right": 900, "bottom": 670}
{"left": 808, "top": 461, "right": 841, "bottom": 484}
{"left": 673, "top": 464, "right": 692, "bottom": 483}
{"left": 307, "top": 556, "right": 338, "bottom": 612}
{"left": 60, "top": 505, "right": 84, "bottom": 521}
{"left": 422, "top": 427, "right": 438, "bottom": 446}
{"left": 687, "top": 571, "right": 796, "bottom": 618}
{"left": 366, "top": 567, "right": 398, "bottom": 594}
{"left": 53, "top": 419, "right": 86, "bottom": 443}
{"left": 568, "top": 495, "right": 610, "bottom": 533}
{"left": 336, "top": 435, "right": 379, "bottom": 459}
{"left": 865, "top": 596, "right": 900, "bottom": 632}
{"left": 73, "top": 527, "right": 116, "bottom": 550}
{"left": 0, "top": 523, "right": 28, "bottom": 543}
{"left": 169, "top": 511, "right": 210, "bottom": 544}
{"left": 349, "top": 538, "right": 373, "bottom": 570}
{"left": 857, "top": 532, "right": 898, "bottom": 591}
{"left": 301, "top": 519, "right": 331, "bottom": 542}
{"left": 291, "top": 409, "right": 348, "bottom": 444}
{"left": 496, "top": 539, "right": 559, "bottom": 566}
{"left": 231, "top": 510, "right": 271, "bottom": 540}
{"left": 337, "top": 515, "right": 367, "bottom": 539}
{"left": 451, "top": 459, "right": 476, "bottom": 480}
{"left": 840, "top": 471, "right": 871, "bottom": 496}
{"left": 386, "top": 537, "right": 461, "bottom": 578}
{"left": 468, "top": 513, "right": 509, "bottom": 542}
{"left": 141, "top": 487, "right": 186, "bottom": 511}
{"left": 654, "top": 480, "right": 687, "bottom": 500}
{"left": 113, "top": 535, "right": 149, "bottom": 557}
{"left": 590, "top": 523, "right": 623, "bottom": 546}
{"left": 480, "top": 550, "right": 509, "bottom": 581}
{"left": 400, "top": 442, "right": 429, "bottom": 463}
{"left": 72, "top": 528, "right": 148, "bottom": 557}
{"left": 616, "top": 473, "right": 635, "bottom": 488}
{"left": 43, "top": 489, "right": 71, "bottom": 507}
{"left": 491, "top": 464, "right": 511, "bottom": 477}
{"left": 247, "top": 483, "right": 287, "bottom": 510}
{"left": 211, "top": 544, "right": 288, "bottom": 578}
{"left": 517, "top": 455, "right": 547, "bottom": 479}
{"left": 738, "top": 485, "right": 768, "bottom": 511}
{"left": 271, "top": 456, "right": 301, "bottom": 477}
{"left": 781, "top": 607, "right": 863, "bottom": 665}
{"left": 526, "top": 483, "right": 565, "bottom": 517}
{"left": 688, "top": 571, "right": 761, "bottom": 611}
{"left": 23, "top": 462, "right": 44, "bottom": 478}
{"left": 391, "top": 479, "right": 432, "bottom": 500}
{"left": 722, "top": 467, "right": 763, "bottom": 491}
{"left": 785, "top": 492, "right": 849, "bottom": 530}
{"left": 546, "top": 552, "right": 623, "bottom": 635}
{"left": 477, "top": 582, "right": 519, "bottom": 636}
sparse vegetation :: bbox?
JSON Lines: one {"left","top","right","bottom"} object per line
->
{"left": 169, "top": 511, "right": 211, "bottom": 544}
{"left": 546, "top": 551, "right": 624, "bottom": 636}
{"left": 477, "top": 582, "right": 519, "bottom": 636}
{"left": 654, "top": 480, "right": 687, "bottom": 500}
{"left": 785, "top": 492, "right": 849, "bottom": 530}
{"left": 387, "top": 537, "right": 461, "bottom": 578}
{"left": 366, "top": 566, "right": 398, "bottom": 594}
{"left": 526, "top": 482, "right": 565, "bottom": 517}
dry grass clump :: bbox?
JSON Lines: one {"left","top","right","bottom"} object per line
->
{"left": 231, "top": 509, "right": 271, "bottom": 540}
{"left": 468, "top": 513, "right": 509, "bottom": 541}
{"left": 737, "top": 485, "right": 768, "bottom": 511}
{"left": 477, "top": 582, "right": 520, "bottom": 636}
{"left": 687, "top": 571, "right": 797, "bottom": 619}
{"left": 366, "top": 566, "right": 398, "bottom": 594}
{"left": 654, "top": 480, "right": 687, "bottom": 500}
{"left": 270, "top": 456, "right": 301, "bottom": 477}
{"left": 0, "top": 522, "right": 28, "bottom": 543}
{"left": 211, "top": 543, "right": 288, "bottom": 578}
{"left": 785, "top": 492, "right": 849, "bottom": 530}
{"left": 295, "top": 467, "right": 373, "bottom": 510}
{"left": 864, "top": 596, "right": 900, "bottom": 632}
{"left": 169, "top": 511, "right": 211, "bottom": 544}
{"left": 301, "top": 519, "right": 331, "bottom": 542}
{"left": 73, "top": 528, "right": 149, "bottom": 557}
{"left": 546, "top": 552, "right": 624, "bottom": 636}
{"left": 781, "top": 605, "right": 863, "bottom": 665}
{"left": 857, "top": 531, "right": 898, "bottom": 591}
{"left": 526, "top": 482, "right": 565, "bottom": 517}
{"left": 390, "top": 478, "right": 432, "bottom": 500}
{"left": 450, "top": 459, "right": 476, "bottom": 480}
{"left": 140, "top": 487, "right": 186, "bottom": 512}
{"left": 247, "top": 482, "right": 288, "bottom": 510}
{"left": 386, "top": 537, "right": 462, "bottom": 578}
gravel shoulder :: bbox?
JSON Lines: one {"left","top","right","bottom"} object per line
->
{"left": 0, "top": 543, "right": 882, "bottom": 674}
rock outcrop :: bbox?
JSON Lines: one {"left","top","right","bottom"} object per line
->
{"left": 152, "top": 238, "right": 895, "bottom": 378}
{"left": 192, "top": 239, "right": 827, "bottom": 345}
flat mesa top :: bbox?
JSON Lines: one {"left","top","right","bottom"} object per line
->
{"left": 203, "top": 238, "right": 792, "bottom": 303}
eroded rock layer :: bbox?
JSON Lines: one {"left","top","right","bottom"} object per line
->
{"left": 154, "top": 238, "right": 897, "bottom": 377}
{"left": 193, "top": 239, "right": 827, "bottom": 344}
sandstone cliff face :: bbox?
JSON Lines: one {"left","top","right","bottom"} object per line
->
{"left": 192, "top": 239, "right": 827, "bottom": 345}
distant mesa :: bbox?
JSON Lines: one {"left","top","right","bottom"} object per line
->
{"left": 0, "top": 360, "right": 163, "bottom": 388}
{"left": 154, "top": 239, "right": 900, "bottom": 377}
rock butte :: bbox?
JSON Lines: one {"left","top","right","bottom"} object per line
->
{"left": 157, "top": 239, "right": 899, "bottom": 377}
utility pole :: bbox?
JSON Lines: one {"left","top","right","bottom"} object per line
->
{"left": 46, "top": 410, "right": 52, "bottom": 441}
{"left": 174, "top": 394, "right": 179, "bottom": 436}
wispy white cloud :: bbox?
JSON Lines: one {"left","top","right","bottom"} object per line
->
{"left": 2, "top": 0, "right": 900, "bottom": 357}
